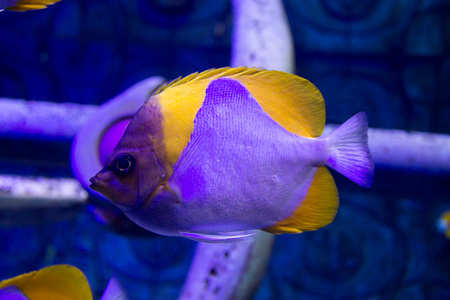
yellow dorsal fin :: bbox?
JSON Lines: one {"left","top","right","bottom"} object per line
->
{"left": 264, "top": 166, "right": 339, "bottom": 234}
{"left": 0, "top": 264, "right": 93, "bottom": 300}
{"left": 156, "top": 67, "right": 325, "bottom": 137}
{"left": 235, "top": 70, "right": 325, "bottom": 138}
{"left": 5, "top": 0, "right": 60, "bottom": 11}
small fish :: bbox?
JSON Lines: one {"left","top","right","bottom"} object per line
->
{"left": 0, "top": 265, "right": 92, "bottom": 300}
{"left": 0, "top": 265, "right": 128, "bottom": 300}
{"left": 437, "top": 210, "right": 450, "bottom": 239}
{"left": 89, "top": 67, "right": 374, "bottom": 242}
{"left": 0, "top": 0, "right": 60, "bottom": 12}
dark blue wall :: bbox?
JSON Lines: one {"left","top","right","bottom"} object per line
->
{"left": 0, "top": 0, "right": 449, "bottom": 299}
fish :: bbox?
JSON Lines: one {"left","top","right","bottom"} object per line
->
{"left": 0, "top": 265, "right": 128, "bottom": 300}
{"left": 437, "top": 210, "right": 450, "bottom": 239}
{"left": 0, "top": 264, "right": 92, "bottom": 300}
{"left": 89, "top": 67, "right": 374, "bottom": 243}
{"left": 0, "top": 0, "right": 60, "bottom": 12}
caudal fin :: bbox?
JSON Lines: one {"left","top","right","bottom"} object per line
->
{"left": 325, "top": 112, "right": 374, "bottom": 188}
{"left": 100, "top": 277, "right": 129, "bottom": 300}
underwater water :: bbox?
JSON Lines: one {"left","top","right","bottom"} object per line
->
{"left": 0, "top": 0, "right": 449, "bottom": 299}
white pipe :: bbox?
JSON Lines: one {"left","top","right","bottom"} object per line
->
{"left": 0, "top": 98, "right": 97, "bottom": 139}
{"left": 179, "top": 232, "right": 274, "bottom": 300}
{"left": 0, "top": 175, "right": 87, "bottom": 208}
{"left": 231, "top": 0, "right": 295, "bottom": 73}
{"left": 368, "top": 128, "right": 450, "bottom": 171}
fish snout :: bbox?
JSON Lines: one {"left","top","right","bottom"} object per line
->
{"left": 89, "top": 175, "right": 101, "bottom": 190}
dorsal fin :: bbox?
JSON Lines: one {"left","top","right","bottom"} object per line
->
{"left": 154, "top": 67, "right": 258, "bottom": 94}
{"left": 156, "top": 67, "right": 325, "bottom": 138}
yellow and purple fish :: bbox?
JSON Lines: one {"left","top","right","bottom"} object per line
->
{"left": 437, "top": 210, "right": 450, "bottom": 239}
{"left": 89, "top": 67, "right": 374, "bottom": 242}
{"left": 0, "top": 265, "right": 91, "bottom": 300}
{"left": 0, "top": 0, "right": 60, "bottom": 12}
{"left": 0, "top": 264, "right": 128, "bottom": 300}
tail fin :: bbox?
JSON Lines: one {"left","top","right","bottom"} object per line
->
{"left": 100, "top": 277, "right": 129, "bottom": 300}
{"left": 324, "top": 112, "right": 374, "bottom": 188}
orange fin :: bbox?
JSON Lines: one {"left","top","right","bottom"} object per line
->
{"left": 264, "top": 166, "right": 339, "bottom": 234}
{"left": 4, "top": 0, "right": 60, "bottom": 12}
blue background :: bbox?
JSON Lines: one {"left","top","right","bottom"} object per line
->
{"left": 1, "top": 0, "right": 450, "bottom": 299}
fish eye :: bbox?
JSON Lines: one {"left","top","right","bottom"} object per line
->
{"left": 112, "top": 154, "right": 136, "bottom": 176}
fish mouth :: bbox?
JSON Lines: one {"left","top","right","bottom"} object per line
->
{"left": 88, "top": 174, "right": 140, "bottom": 210}
{"left": 88, "top": 176, "right": 101, "bottom": 190}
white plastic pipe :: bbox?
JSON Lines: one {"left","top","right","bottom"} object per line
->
{"left": 0, "top": 98, "right": 97, "bottom": 139}
{"left": 368, "top": 128, "right": 450, "bottom": 172}
{"left": 0, "top": 175, "right": 87, "bottom": 208}
{"left": 231, "top": 0, "right": 295, "bottom": 73}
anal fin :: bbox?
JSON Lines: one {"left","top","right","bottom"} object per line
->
{"left": 264, "top": 166, "right": 339, "bottom": 234}
{"left": 180, "top": 230, "right": 256, "bottom": 243}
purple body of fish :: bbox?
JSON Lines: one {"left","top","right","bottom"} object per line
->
{"left": 89, "top": 68, "right": 374, "bottom": 242}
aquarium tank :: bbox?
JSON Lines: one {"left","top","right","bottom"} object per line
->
{"left": 0, "top": 0, "right": 449, "bottom": 299}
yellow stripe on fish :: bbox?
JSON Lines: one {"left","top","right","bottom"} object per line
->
{"left": 156, "top": 76, "right": 210, "bottom": 170}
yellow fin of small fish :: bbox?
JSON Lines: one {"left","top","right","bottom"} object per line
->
{"left": 264, "top": 166, "right": 339, "bottom": 234}
{"left": 0, "top": 264, "right": 93, "bottom": 300}
{"left": 5, "top": 0, "right": 60, "bottom": 11}
{"left": 155, "top": 67, "right": 325, "bottom": 168}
